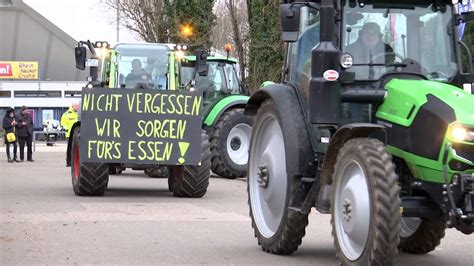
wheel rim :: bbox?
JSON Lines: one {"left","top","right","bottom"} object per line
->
{"left": 227, "top": 123, "right": 252, "bottom": 165}
{"left": 400, "top": 217, "right": 422, "bottom": 238}
{"left": 334, "top": 160, "right": 370, "bottom": 261}
{"left": 73, "top": 143, "right": 80, "bottom": 181}
{"left": 249, "top": 113, "right": 287, "bottom": 238}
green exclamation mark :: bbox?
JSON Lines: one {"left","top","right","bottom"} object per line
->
{"left": 178, "top": 142, "right": 190, "bottom": 164}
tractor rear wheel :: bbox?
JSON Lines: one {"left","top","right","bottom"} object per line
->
{"left": 399, "top": 217, "right": 446, "bottom": 254}
{"left": 210, "top": 108, "right": 252, "bottom": 179}
{"left": 248, "top": 99, "right": 308, "bottom": 254}
{"left": 331, "top": 138, "right": 400, "bottom": 265}
{"left": 168, "top": 130, "right": 211, "bottom": 197}
{"left": 71, "top": 127, "right": 109, "bottom": 196}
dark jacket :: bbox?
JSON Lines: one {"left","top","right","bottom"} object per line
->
{"left": 15, "top": 112, "right": 34, "bottom": 137}
{"left": 346, "top": 39, "right": 395, "bottom": 64}
{"left": 3, "top": 108, "right": 17, "bottom": 143}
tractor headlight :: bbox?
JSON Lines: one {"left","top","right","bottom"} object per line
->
{"left": 175, "top": 50, "right": 185, "bottom": 59}
{"left": 340, "top": 53, "right": 353, "bottom": 69}
{"left": 449, "top": 123, "right": 474, "bottom": 142}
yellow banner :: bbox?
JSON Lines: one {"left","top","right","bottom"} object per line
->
{"left": 0, "top": 61, "right": 38, "bottom": 79}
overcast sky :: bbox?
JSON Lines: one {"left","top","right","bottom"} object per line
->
{"left": 24, "top": 0, "right": 136, "bottom": 44}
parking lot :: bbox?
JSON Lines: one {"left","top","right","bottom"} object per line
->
{"left": 0, "top": 143, "right": 472, "bottom": 265}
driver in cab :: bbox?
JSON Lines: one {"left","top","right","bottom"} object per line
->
{"left": 346, "top": 22, "right": 395, "bottom": 79}
{"left": 125, "top": 59, "right": 152, "bottom": 87}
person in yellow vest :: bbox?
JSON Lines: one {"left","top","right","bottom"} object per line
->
{"left": 61, "top": 103, "right": 80, "bottom": 166}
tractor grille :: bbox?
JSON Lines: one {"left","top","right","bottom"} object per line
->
{"left": 453, "top": 143, "right": 474, "bottom": 163}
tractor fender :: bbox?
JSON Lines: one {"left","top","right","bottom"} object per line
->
{"left": 203, "top": 95, "right": 249, "bottom": 127}
{"left": 244, "top": 83, "right": 315, "bottom": 177}
{"left": 320, "top": 123, "right": 386, "bottom": 185}
{"left": 67, "top": 121, "right": 81, "bottom": 149}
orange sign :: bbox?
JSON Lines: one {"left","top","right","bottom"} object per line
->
{"left": 0, "top": 61, "right": 38, "bottom": 79}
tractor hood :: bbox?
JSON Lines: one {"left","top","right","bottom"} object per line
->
{"left": 377, "top": 79, "right": 474, "bottom": 127}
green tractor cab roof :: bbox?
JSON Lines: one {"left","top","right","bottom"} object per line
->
{"left": 183, "top": 55, "right": 238, "bottom": 64}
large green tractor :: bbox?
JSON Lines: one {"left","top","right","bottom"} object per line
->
{"left": 69, "top": 41, "right": 250, "bottom": 198}
{"left": 245, "top": 0, "right": 474, "bottom": 264}
{"left": 70, "top": 41, "right": 212, "bottom": 197}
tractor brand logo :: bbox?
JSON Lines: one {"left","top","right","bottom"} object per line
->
{"left": 323, "top": 70, "right": 339, "bottom": 81}
{"left": 0, "top": 63, "right": 13, "bottom": 77}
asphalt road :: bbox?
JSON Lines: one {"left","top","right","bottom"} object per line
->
{"left": 0, "top": 144, "right": 473, "bottom": 265}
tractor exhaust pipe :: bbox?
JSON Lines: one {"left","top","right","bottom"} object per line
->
{"left": 309, "top": 0, "right": 341, "bottom": 125}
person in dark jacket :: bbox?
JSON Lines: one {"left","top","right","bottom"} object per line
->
{"left": 16, "top": 106, "right": 34, "bottom": 162}
{"left": 3, "top": 108, "right": 19, "bottom": 163}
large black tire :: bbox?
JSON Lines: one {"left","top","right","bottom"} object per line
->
{"left": 71, "top": 127, "right": 109, "bottom": 196}
{"left": 399, "top": 217, "right": 446, "bottom": 254}
{"left": 210, "top": 108, "right": 252, "bottom": 179}
{"left": 331, "top": 138, "right": 400, "bottom": 265}
{"left": 248, "top": 99, "right": 309, "bottom": 255}
{"left": 168, "top": 130, "right": 211, "bottom": 197}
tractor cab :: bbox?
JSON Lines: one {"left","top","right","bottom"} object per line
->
{"left": 114, "top": 43, "right": 170, "bottom": 89}
{"left": 283, "top": 1, "right": 474, "bottom": 123}
{"left": 178, "top": 56, "right": 243, "bottom": 107}
{"left": 341, "top": 1, "right": 461, "bottom": 82}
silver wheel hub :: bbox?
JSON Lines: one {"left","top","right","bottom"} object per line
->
{"left": 227, "top": 123, "right": 251, "bottom": 165}
{"left": 257, "top": 165, "right": 269, "bottom": 188}
{"left": 342, "top": 199, "right": 353, "bottom": 222}
{"left": 249, "top": 113, "right": 287, "bottom": 238}
{"left": 334, "top": 160, "right": 370, "bottom": 261}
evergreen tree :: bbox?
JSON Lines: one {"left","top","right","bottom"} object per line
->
{"left": 167, "top": 0, "right": 217, "bottom": 47}
{"left": 247, "top": 0, "right": 283, "bottom": 92}
{"left": 461, "top": 21, "right": 474, "bottom": 72}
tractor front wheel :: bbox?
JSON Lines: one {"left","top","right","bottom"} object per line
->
{"left": 71, "top": 127, "right": 109, "bottom": 196}
{"left": 210, "top": 108, "right": 252, "bottom": 179}
{"left": 399, "top": 217, "right": 446, "bottom": 254}
{"left": 331, "top": 138, "right": 400, "bottom": 265}
{"left": 168, "top": 130, "right": 211, "bottom": 197}
{"left": 248, "top": 99, "right": 308, "bottom": 254}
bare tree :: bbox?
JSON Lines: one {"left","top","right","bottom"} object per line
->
{"left": 227, "top": 0, "right": 247, "bottom": 82}
{"left": 105, "top": 0, "right": 168, "bottom": 43}
{"left": 212, "top": 0, "right": 249, "bottom": 82}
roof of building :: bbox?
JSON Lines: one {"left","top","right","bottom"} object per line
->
{"left": 0, "top": 0, "right": 87, "bottom": 81}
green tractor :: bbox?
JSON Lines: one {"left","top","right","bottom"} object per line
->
{"left": 71, "top": 41, "right": 211, "bottom": 197}
{"left": 69, "top": 41, "right": 251, "bottom": 197}
{"left": 245, "top": 0, "right": 474, "bottom": 264}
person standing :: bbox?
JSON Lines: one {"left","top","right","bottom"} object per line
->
{"left": 61, "top": 103, "right": 79, "bottom": 166}
{"left": 16, "top": 106, "right": 34, "bottom": 162}
{"left": 3, "top": 108, "right": 19, "bottom": 163}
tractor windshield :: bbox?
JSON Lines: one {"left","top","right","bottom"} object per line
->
{"left": 342, "top": 1, "right": 458, "bottom": 81}
{"left": 115, "top": 44, "right": 169, "bottom": 89}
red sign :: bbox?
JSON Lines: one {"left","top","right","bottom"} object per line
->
{"left": 0, "top": 63, "right": 13, "bottom": 77}
{"left": 323, "top": 70, "right": 339, "bottom": 81}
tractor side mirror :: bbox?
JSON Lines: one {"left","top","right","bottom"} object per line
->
{"left": 196, "top": 49, "right": 208, "bottom": 76}
{"left": 280, "top": 4, "right": 300, "bottom": 42}
{"left": 75, "top": 46, "right": 87, "bottom": 70}
{"left": 456, "top": 11, "right": 474, "bottom": 25}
